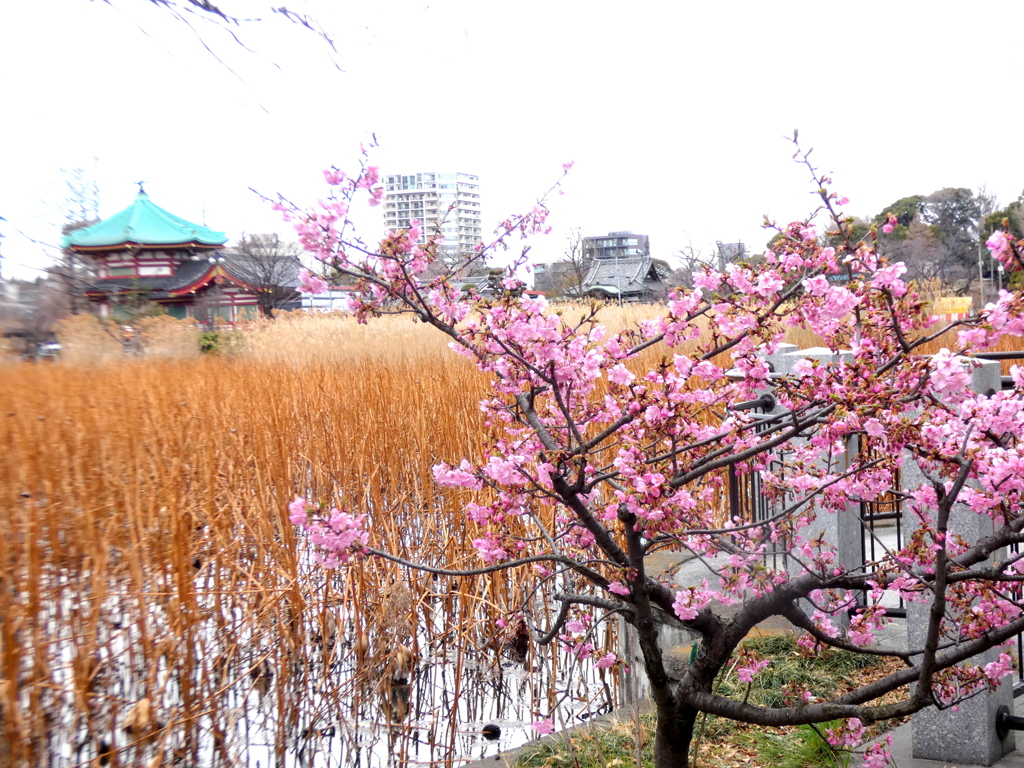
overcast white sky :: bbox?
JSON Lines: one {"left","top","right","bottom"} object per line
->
{"left": 1, "top": 0, "right": 1022, "bottom": 280}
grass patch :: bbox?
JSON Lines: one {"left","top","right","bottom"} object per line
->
{"left": 515, "top": 634, "right": 903, "bottom": 768}
{"left": 752, "top": 722, "right": 849, "bottom": 768}
{"left": 515, "top": 713, "right": 658, "bottom": 768}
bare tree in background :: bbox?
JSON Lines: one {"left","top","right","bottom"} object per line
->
{"left": 2, "top": 277, "right": 68, "bottom": 359}
{"left": 225, "top": 233, "right": 301, "bottom": 318}
{"left": 55, "top": 166, "right": 101, "bottom": 315}
{"left": 670, "top": 241, "right": 748, "bottom": 289}
{"left": 670, "top": 241, "right": 714, "bottom": 289}
{"left": 532, "top": 229, "right": 591, "bottom": 299}
{"left": 554, "top": 228, "right": 590, "bottom": 298}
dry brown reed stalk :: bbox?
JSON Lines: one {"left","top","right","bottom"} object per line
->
{"left": 54, "top": 313, "right": 123, "bottom": 365}
{"left": 0, "top": 325, "right": 614, "bottom": 766}
{"left": 55, "top": 313, "right": 200, "bottom": 365}
{"left": 235, "top": 310, "right": 459, "bottom": 367}
{"left": 913, "top": 278, "right": 950, "bottom": 307}
{"left": 135, "top": 316, "right": 202, "bottom": 359}
{"left": 546, "top": 301, "right": 668, "bottom": 336}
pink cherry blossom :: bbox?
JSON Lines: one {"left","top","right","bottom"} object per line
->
{"left": 862, "top": 735, "right": 893, "bottom": 768}
{"left": 984, "top": 653, "right": 1014, "bottom": 682}
{"left": 693, "top": 270, "right": 723, "bottom": 291}
{"left": 792, "top": 358, "right": 815, "bottom": 378}
{"left": 288, "top": 497, "right": 309, "bottom": 525}
{"left": 291, "top": 500, "right": 368, "bottom": 567}
{"left": 472, "top": 536, "right": 508, "bottom": 564}
{"left": 864, "top": 418, "right": 885, "bottom": 439}
{"left": 298, "top": 268, "right": 330, "bottom": 295}
{"left": 532, "top": 718, "right": 555, "bottom": 735}
{"left": 753, "top": 271, "right": 785, "bottom": 298}
{"left": 826, "top": 717, "right": 866, "bottom": 748}
{"left": 608, "top": 364, "right": 635, "bottom": 386}
{"left": 673, "top": 581, "right": 713, "bottom": 621}
{"left": 987, "top": 230, "right": 1010, "bottom": 262}
{"left": 595, "top": 652, "right": 617, "bottom": 669}
{"left": 929, "top": 349, "right": 972, "bottom": 402}
{"left": 736, "top": 658, "right": 770, "bottom": 683}
{"left": 322, "top": 168, "right": 347, "bottom": 185}
{"left": 870, "top": 262, "right": 908, "bottom": 297}
{"left": 608, "top": 581, "right": 630, "bottom": 596}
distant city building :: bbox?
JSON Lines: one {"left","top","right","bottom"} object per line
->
{"left": 579, "top": 231, "right": 666, "bottom": 301}
{"left": 533, "top": 231, "right": 669, "bottom": 302}
{"left": 582, "top": 231, "right": 651, "bottom": 262}
{"left": 383, "top": 172, "right": 482, "bottom": 263}
{"left": 715, "top": 241, "right": 747, "bottom": 269}
{"left": 581, "top": 255, "right": 670, "bottom": 303}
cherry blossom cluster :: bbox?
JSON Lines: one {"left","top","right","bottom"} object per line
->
{"left": 288, "top": 497, "right": 369, "bottom": 568}
{"left": 280, "top": 150, "right": 1024, "bottom": 762}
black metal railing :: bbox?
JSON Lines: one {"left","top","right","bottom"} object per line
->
{"left": 858, "top": 444, "right": 906, "bottom": 619}
{"left": 1009, "top": 541, "right": 1024, "bottom": 698}
{"left": 726, "top": 394, "right": 788, "bottom": 570}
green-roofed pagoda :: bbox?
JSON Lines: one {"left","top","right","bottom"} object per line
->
{"left": 67, "top": 188, "right": 301, "bottom": 323}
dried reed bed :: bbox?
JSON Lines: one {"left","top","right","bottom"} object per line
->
{"left": 236, "top": 310, "right": 457, "bottom": 366}
{"left": 0, "top": 332, "right": 620, "bottom": 767}
{"left": 54, "top": 313, "right": 124, "bottom": 365}
{"left": 134, "top": 316, "right": 202, "bottom": 360}
{"left": 55, "top": 314, "right": 203, "bottom": 364}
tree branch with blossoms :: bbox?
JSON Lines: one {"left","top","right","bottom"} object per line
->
{"left": 278, "top": 142, "right": 1024, "bottom": 768}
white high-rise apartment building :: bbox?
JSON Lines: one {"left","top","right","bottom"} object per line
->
{"left": 383, "top": 172, "right": 482, "bottom": 263}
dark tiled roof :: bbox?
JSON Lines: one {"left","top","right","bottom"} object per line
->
{"left": 583, "top": 256, "right": 658, "bottom": 296}
{"left": 85, "top": 254, "right": 303, "bottom": 301}
{"left": 84, "top": 260, "right": 212, "bottom": 299}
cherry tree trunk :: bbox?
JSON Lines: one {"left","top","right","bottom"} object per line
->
{"left": 653, "top": 702, "right": 699, "bottom": 768}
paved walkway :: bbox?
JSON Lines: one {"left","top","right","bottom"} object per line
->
{"left": 871, "top": 711, "right": 1024, "bottom": 768}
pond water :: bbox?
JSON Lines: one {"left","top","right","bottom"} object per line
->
{"left": 27, "top": 557, "right": 621, "bottom": 768}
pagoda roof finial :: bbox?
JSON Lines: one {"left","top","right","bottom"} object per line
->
{"left": 136, "top": 180, "right": 146, "bottom": 196}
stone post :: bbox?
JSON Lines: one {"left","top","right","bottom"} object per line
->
{"left": 769, "top": 346, "right": 862, "bottom": 626}
{"left": 908, "top": 356, "right": 1014, "bottom": 765}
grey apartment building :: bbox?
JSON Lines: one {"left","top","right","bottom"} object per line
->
{"left": 582, "top": 231, "right": 651, "bottom": 261}
{"left": 383, "top": 172, "right": 482, "bottom": 263}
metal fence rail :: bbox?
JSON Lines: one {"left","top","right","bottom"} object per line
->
{"left": 858, "top": 447, "right": 906, "bottom": 619}
{"left": 726, "top": 395, "right": 789, "bottom": 570}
